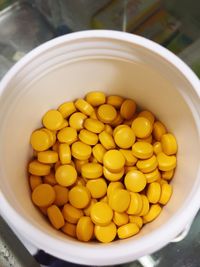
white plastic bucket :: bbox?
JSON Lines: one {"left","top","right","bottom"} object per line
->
{"left": 0, "top": 30, "right": 200, "bottom": 266}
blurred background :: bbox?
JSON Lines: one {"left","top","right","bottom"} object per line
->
{"left": 0, "top": 0, "right": 200, "bottom": 266}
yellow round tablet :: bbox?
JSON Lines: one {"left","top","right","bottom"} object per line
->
{"left": 138, "top": 110, "right": 155, "bottom": 125}
{"left": 42, "top": 110, "right": 64, "bottom": 131}
{"left": 99, "top": 131, "right": 116, "bottom": 150}
{"left": 55, "top": 164, "right": 77, "bottom": 187}
{"left": 76, "top": 216, "right": 94, "bottom": 242}
{"left": 118, "top": 223, "right": 139, "bottom": 239}
{"left": 81, "top": 163, "right": 103, "bottom": 179}
{"left": 30, "top": 130, "right": 51, "bottom": 151}
{"left": 108, "top": 189, "right": 130, "bottom": 213}
{"left": 127, "top": 192, "right": 143, "bottom": 215}
{"left": 69, "top": 112, "right": 87, "bottom": 130}
{"left": 37, "top": 150, "right": 58, "bottom": 164}
{"left": 125, "top": 170, "right": 146, "bottom": 192}
{"left": 79, "top": 129, "right": 98, "bottom": 146}
{"left": 95, "top": 222, "right": 117, "bottom": 243}
{"left": 32, "top": 184, "right": 55, "bottom": 207}
{"left": 161, "top": 133, "right": 178, "bottom": 155}
{"left": 157, "top": 152, "right": 176, "bottom": 171}
{"left": 28, "top": 160, "right": 51, "bottom": 176}
{"left": 143, "top": 204, "right": 162, "bottom": 223}
{"left": 129, "top": 216, "right": 143, "bottom": 228}
{"left": 132, "top": 117, "right": 152, "bottom": 138}
{"left": 84, "top": 118, "right": 105, "bottom": 133}
{"left": 90, "top": 202, "right": 113, "bottom": 226}
{"left": 103, "top": 150, "right": 125, "bottom": 173}
{"left": 136, "top": 155, "right": 158, "bottom": 173}
{"left": 97, "top": 104, "right": 117, "bottom": 123}
{"left": 114, "top": 126, "right": 135, "bottom": 149}
{"left": 57, "top": 127, "right": 77, "bottom": 145}
{"left": 83, "top": 199, "right": 98, "bottom": 216}
{"left": 29, "top": 175, "right": 42, "bottom": 191}
{"left": 162, "top": 169, "right": 174, "bottom": 180}
{"left": 71, "top": 141, "right": 92, "bottom": 160}
{"left": 47, "top": 205, "right": 65, "bottom": 229}
{"left": 53, "top": 185, "right": 69, "bottom": 206}
{"left": 113, "top": 212, "right": 129, "bottom": 226}
{"left": 58, "top": 101, "right": 76, "bottom": 118}
{"left": 107, "top": 181, "right": 124, "bottom": 198}
{"left": 153, "top": 121, "right": 167, "bottom": 141}
{"left": 86, "top": 178, "right": 107, "bottom": 198}
{"left": 146, "top": 182, "right": 161, "bottom": 204}
{"left": 59, "top": 143, "right": 71, "bottom": 164}
{"left": 159, "top": 183, "right": 173, "bottom": 205}
{"left": 120, "top": 99, "right": 136, "bottom": 120}
{"left": 74, "top": 159, "right": 88, "bottom": 174}
{"left": 103, "top": 166, "right": 124, "bottom": 181}
{"left": 69, "top": 185, "right": 91, "bottom": 209}
{"left": 86, "top": 91, "right": 106, "bottom": 107}
{"left": 92, "top": 143, "right": 107, "bottom": 163}
{"left": 132, "top": 142, "right": 153, "bottom": 159}
{"left": 145, "top": 168, "right": 161, "bottom": 183}
{"left": 153, "top": 142, "right": 162, "bottom": 155}
{"left": 62, "top": 222, "right": 76, "bottom": 237}
{"left": 75, "top": 98, "right": 94, "bottom": 116}
{"left": 119, "top": 149, "right": 137, "bottom": 166}
{"left": 62, "top": 203, "right": 84, "bottom": 224}
{"left": 107, "top": 95, "right": 124, "bottom": 109}
{"left": 43, "top": 171, "right": 57, "bottom": 186}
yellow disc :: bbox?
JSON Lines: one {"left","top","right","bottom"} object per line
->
{"left": 136, "top": 155, "right": 158, "bottom": 173}
{"left": 157, "top": 178, "right": 168, "bottom": 185}
{"left": 117, "top": 223, "right": 139, "bottom": 239}
{"left": 84, "top": 118, "right": 105, "bottom": 133}
{"left": 161, "top": 133, "right": 178, "bottom": 155}
{"left": 37, "top": 150, "right": 58, "bottom": 164}
{"left": 124, "top": 166, "right": 137, "bottom": 174}
{"left": 29, "top": 175, "right": 42, "bottom": 191}
{"left": 94, "top": 222, "right": 116, "bottom": 243}
{"left": 58, "top": 101, "right": 76, "bottom": 118}
{"left": 159, "top": 183, "right": 173, "bottom": 205}
{"left": 69, "top": 185, "right": 91, "bottom": 209}
{"left": 32, "top": 184, "right": 55, "bottom": 207}
{"left": 75, "top": 98, "right": 94, "bottom": 116}
{"left": 74, "top": 159, "right": 88, "bottom": 174}
{"left": 114, "top": 126, "right": 135, "bottom": 149}
{"left": 42, "top": 128, "right": 56, "bottom": 146}
{"left": 76, "top": 216, "right": 94, "bottom": 242}
{"left": 47, "top": 205, "right": 65, "bottom": 229}
{"left": 59, "top": 143, "right": 71, "bottom": 164}
{"left": 75, "top": 177, "right": 86, "bottom": 186}
{"left": 162, "top": 169, "right": 174, "bottom": 180}
{"left": 53, "top": 185, "right": 69, "bottom": 206}
{"left": 69, "top": 112, "right": 87, "bottom": 130}
{"left": 99, "top": 131, "right": 116, "bottom": 150}
{"left": 113, "top": 124, "right": 128, "bottom": 136}
{"left": 143, "top": 204, "right": 162, "bottom": 223}
{"left": 138, "top": 110, "right": 155, "bottom": 125}
{"left": 145, "top": 168, "right": 161, "bottom": 183}
{"left": 108, "top": 189, "right": 130, "bottom": 213}
{"left": 110, "top": 113, "right": 124, "bottom": 127}
{"left": 132, "top": 117, "right": 152, "bottom": 138}
{"left": 127, "top": 192, "right": 143, "bottom": 215}
{"left": 84, "top": 199, "right": 97, "bottom": 216}
{"left": 146, "top": 182, "right": 161, "bottom": 204}
{"left": 44, "top": 171, "right": 57, "bottom": 186}
{"left": 100, "top": 195, "right": 108, "bottom": 203}
{"left": 71, "top": 141, "right": 92, "bottom": 160}
{"left": 137, "top": 134, "right": 153, "bottom": 144}
{"left": 153, "top": 142, "right": 162, "bottom": 155}
{"left": 81, "top": 163, "right": 103, "bottom": 179}
{"left": 85, "top": 91, "right": 106, "bottom": 107}
{"left": 62, "top": 203, "right": 84, "bottom": 224}
{"left": 107, "top": 95, "right": 124, "bottom": 109}
{"left": 57, "top": 127, "right": 77, "bottom": 145}
{"left": 103, "top": 149, "right": 125, "bottom": 172}
{"left": 120, "top": 99, "right": 136, "bottom": 120}
{"left": 113, "top": 212, "right": 129, "bottom": 226}
{"left": 30, "top": 130, "right": 51, "bottom": 151}
{"left": 42, "top": 110, "right": 64, "bottom": 131}
{"left": 157, "top": 152, "right": 176, "bottom": 171}
{"left": 62, "top": 222, "right": 76, "bottom": 237}
{"left": 129, "top": 216, "right": 143, "bottom": 228}
{"left": 90, "top": 202, "right": 113, "bottom": 226}
{"left": 119, "top": 149, "right": 137, "bottom": 166}
{"left": 107, "top": 181, "right": 124, "bottom": 198}
{"left": 55, "top": 164, "right": 77, "bottom": 187}
{"left": 57, "top": 119, "right": 68, "bottom": 130}
{"left": 92, "top": 143, "right": 107, "bottom": 163}
{"left": 103, "top": 166, "right": 124, "bottom": 181}
{"left": 125, "top": 170, "right": 146, "bottom": 192}
{"left": 79, "top": 129, "right": 98, "bottom": 146}
{"left": 132, "top": 142, "right": 153, "bottom": 159}
{"left": 86, "top": 178, "right": 107, "bottom": 198}
{"left": 104, "top": 124, "right": 113, "bottom": 135}
{"left": 90, "top": 109, "right": 98, "bottom": 119}
{"left": 28, "top": 160, "right": 51, "bottom": 176}
{"left": 153, "top": 121, "right": 167, "bottom": 141}
{"left": 97, "top": 104, "right": 117, "bottom": 123}
{"left": 137, "top": 195, "right": 149, "bottom": 216}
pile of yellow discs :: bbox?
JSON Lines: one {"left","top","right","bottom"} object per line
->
{"left": 28, "top": 91, "right": 177, "bottom": 243}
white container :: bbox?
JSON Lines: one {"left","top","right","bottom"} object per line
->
{"left": 0, "top": 30, "right": 200, "bottom": 266}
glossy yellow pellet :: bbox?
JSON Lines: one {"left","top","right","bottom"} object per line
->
{"left": 118, "top": 223, "right": 139, "bottom": 239}
{"left": 79, "top": 129, "right": 98, "bottom": 146}
{"left": 86, "top": 178, "right": 107, "bottom": 198}
{"left": 81, "top": 163, "right": 103, "bottom": 179}
{"left": 138, "top": 195, "right": 150, "bottom": 216}
{"left": 84, "top": 118, "right": 104, "bottom": 134}
{"left": 74, "top": 159, "right": 88, "bottom": 173}
{"left": 59, "top": 143, "right": 71, "bottom": 164}
{"left": 162, "top": 169, "right": 174, "bottom": 180}
{"left": 132, "top": 141, "right": 153, "bottom": 159}
{"left": 57, "top": 119, "right": 68, "bottom": 130}
{"left": 55, "top": 164, "right": 77, "bottom": 187}
{"left": 129, "top": 216, "right": 143, "bottom": 228}
{"left": 104, "top": 124, "right": 113, "bottom": 135}
{"left": 157, "top": 152, "right": 176, "bottom": 171}
{"left": 113, "top": 212, "right": 129, "bottom": 226}
{"left": 32, "top": 184, "right": 55, "bottom": 207}
{"left": 108, "top": 189, "right": 130, "bottom": 213}
{"left": 125, "top": 170, "right": 146, "bottom": 192}
{"left": 113, "top": 125, "right": 128, "bottom": 137}
{"left": 120, "top": 99, "right": 136, "bottom": 120}
{"left": 127, "top": 192, "right": 143, "bottom": 215}
{"left": 97, "top": 104, "right": 117, "bottom": 123}
{"left": 94, "top": 222, "right": 116, "bottom": 243}
{"left": 161, "top": 133, "right": 178, "bottom": 155}
{"left": 76, "top": 216, "right": 94, "bottom": 242}
{"left": 42, "top": 110, "right": 64, "bottom": 131}
{"left": 53, "top": 185, "right": 68, "bottom": 206}
{"left": 110, "top": 113, "right": 124, "bottom": 127}
{"left": 106, "top": 95, "right": 124, "bottom": 109}
{"left": 28, "top": 160, "right": 51, "bottom": 176}
{"left": 138, "top": 110, "right": 155, "bottom": 125}
{"left": 62, "top": 203, "right": 84, "bottom": 224}
{"left": 30, "top": 130, "right": 51, "bottom": 151}
{"left": 114, "top": 126, "right": 135, "bottom": 149}
{"left": 47, "top": 205, "right": 65, "bottom": 229}
{"left": 42, "top": 128, "right": 56, "bottom": 147}
{"left": 71, "top": 141, "right": 92, "bottom": 160}
{"left": 91, "top": 202, "right": 113, "bottom": 226}
{"left": 124, "top": 166, "right": 137, "bottom": 174}
{"left": 153, "top": 141, "right": 162, "bottom": 155}
{"left": 86, "top": 91, "right": 106, "bottom": 107}
{"left": 62, "top": 222, "right": 76, "bottom": 237}
{"left": 143, "top": 204, "right": 162, "bottom": 223}
{"left": 153, "top": 121, "right": 167, "bottom": 141}
{"left": 99, "top": 131, "right": 116, "bottom": 150}
{"left": 159, "top": 183, "right": 173, "bottom": 205}
{"left": 58, "top": 101, "right": 76, "bottom": 118}
{"left": 100, "top": 195, "right": 108, "bottom": 203}
{"left": 157, "top": 178, "right": 168, "bottom": 185}
{"left": 145, "top": 168, "right": 161, "bottom": 183}
{"left": 83, "top": 199, "right": 98, "bottom": 216}
{"left": 92, "top": 143, "right": 106, "bottom": 164}
{"left": 69, "top": 185, "right": 91, "bottom": 209}
{"left": 29, "top": 175, "right": 42, "bottom": 191}
{"left": 136, "top": 155, "right": 158, "bottom": 173}
{"left": 103, "top": 150, "right": 125, "bottom": 173}
{"left": 103, "top": 166, "right": 124, "bottom": 181}
{"left": 146, "top": 182, "right": 161, "bottom": 204}
{"left": 37, "top": 150, "right": 58, "bottom": 164}
{"left": 132, "top": 117, "right": 152, "bottom": 138}
{"left": 69, "top": 112, "right": 87, "bottom": 130}
{"left": 44, "top": 171, "right": 57, "bottom": 185}
{"left": 57, "top": 127, "right": 77, "bottom": 144}
{"left": 137, "top": 134, "right": 153, "bottom": 144}
{"left": 119, "top": 149, "right": 137, "bottom": 166}
{"left": 75, "top": 98, "right": 94, "bottom": 116}
{"left": 107, "top": 182, "right": 124, "bottom": 198}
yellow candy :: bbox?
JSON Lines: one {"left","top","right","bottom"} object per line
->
{"left": 162, "top": 169, "right": 174, "bottom": 180}
{"left": 32, "top": 184, "right": 55, "bottom": 207}
{"left": 42, "top": 128, "right": 56, "bottom": 147}
{"left": 103, "top": 166, "right": 124, "bottom": 181}
{"left": 153, "top": 121, "right": 167, "bottom": 141}
{"left": 69, "top": 112, "right": 87, "bottom": 130}
{"left": 107, "top": 95, "right": 124, "bottom": 109}
{"left": 120, "top": 149, "right": 137, "bottom": 166}
{"left": 137, "top": 134, "right": 153, "bottom": 144}
{"left": 143, "top": 204, "right": 162, "bottom": 223}
{"left": 84, "top": 199, "right": 98, "bottom": 216}
{"left": 100, "top": 195, "right": 108, "bottom": 203}
{"left": 103, "top": 150, "right": 125, "bottom": 173}
{"left": 153, "top": 141, "right": 162, "bottom": 155}
{"left": 138, "top": 195, "right": 150, "bottom": 216}
{"left": 58, "top": 101, "right": 76, "bottom": 118}
{"left": 86, "top": 178, "right": 107, "bottom": 198}
{"left": 62, "top": 203, "right": 84, "bottom": 224}
{"left": 81, "top": 163, "right": 103, "bottom": 179}
{"left": 29, "top": 175, "right": 42, "bottom": 191}
{"left": 89, "top": 155, "right": 98, "bottom": 163}
{"left": 145, "top": 168, "right": 161, "bottom": 183}
{"left": 53, "top": 185, "right": 68, "bottom": 206}
{"left": 91, "top": 202, "right": 113, "bottom": 226}
{"left": 44, "top": 171, "right": 57, "bottom": 185}
{"left": 79, "top": 129, "right": 98, "bottom": 146}
{"left": 114, "top": 126, "right": 135, "bottom": 149}
{"left": 97, "top": 104, "right": 117, "bottom": 123}
{"left": 159, "top": 183, "right": 173, "bottom": 205}
{"left": 132, "top": 117, "right": 152, "bottom": 138}
{"left": 71, "top": 141, "right": 92, "bottom": 160}
{"left": 146, "top": 182, "right": 161, "bottom": 204}
{"left": 57, "top": 127, "right": 77, "bottom": 145}
{"left": 74, "top": 159, "right": 88, "bottom": 173}
{"left": 37, "top": 150, "right": 58, "bottom": 164}
{"left": 157, "top": 178, "right": 168, "bottom": 185}
{"left": 108, "top": 189, "right": 130, "bottom": 213}
{"left": 136, "top": 155, "right": 158, "bottom": 173}
{"left": 120, "top": 99, "right": 136, "bottom": 119}
{"left": 104, "top": 124, "right": 113, "bottom": 135}
{"left": 57, "top": 119, "right": 69, "bottom": 130}
{"left": 113, "top": 124, "right": 128, "bottom": 136}
{"left": 124, "top": 166, "right": 137, "bottom": 174}
{"left": 90, "top": 110, "right": 98, "bottom": 119}
{"left": 30, "top": 130, "right": 51, "bottom": 151}
{"left": 69, "top": 185, "right": 91, "bottom": 209}
{"left": 125, "top": 170, "right": 146, "bottom": 192}
{"left": 118, "top": 223, "right": 139, "bottom": 239}
{"left": 157, "top": 152, "right": 176, "bottom": 171}
{"left": 132, "top": 142, "right": 153, "bottom": 159}
{"left": 59, "top": 143, "right": 71, "bottom": 164}
{"left": 42, "top": 110, "right": 63, "bottom": 131}
{"left": 84, "top": 118, "right": 104, "bottom": 133}
{"left": 28, "top": 160, "right": 51, "bottom": 176}
{"left": 92, "top": 144, "right": 106, "bottom": 164}
{"left": 129, "top": 216, "right": 143, "bottom": 228}
{"left": 75, "top": 177, "right": 86, "bottom": 186}
{"left": 86, "top": 91, "right": 106, "bottom": 107}
{"left": 55, "top": 164, "right": 77, "bottom": 187}
{"left": 94, "top": 222, "right": 116, "bottom": 243}
{"left": 76, "top": 216, "right": 94, "bottom": 242}
{"left": 107, "top": 182, "right": 124, "bottom": 198}
{"left": 47, "top": 205, "right": 65, "bottom": 229}
{"left": 113, "top": 212, "right": 129, "bottom": 226}
{"left": 111, "top": 113, "right": 124, "bottom": 127}
{"left": 62, "top": 222, "right": 76, "bottom": 237}
{"left": 161, "top": 133, "right": 178, "bottom": 155}
{"left": 138, "top": 110, "right": 155, "bottom": 125}
{"left": 127, "top": 192, "right": 143, "bottom": 215}
{"left": 75, "top": 98, "right": 94, "bottom": 116}
{"left": 99, "top": 131, "right": 116, "bottom": 150}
